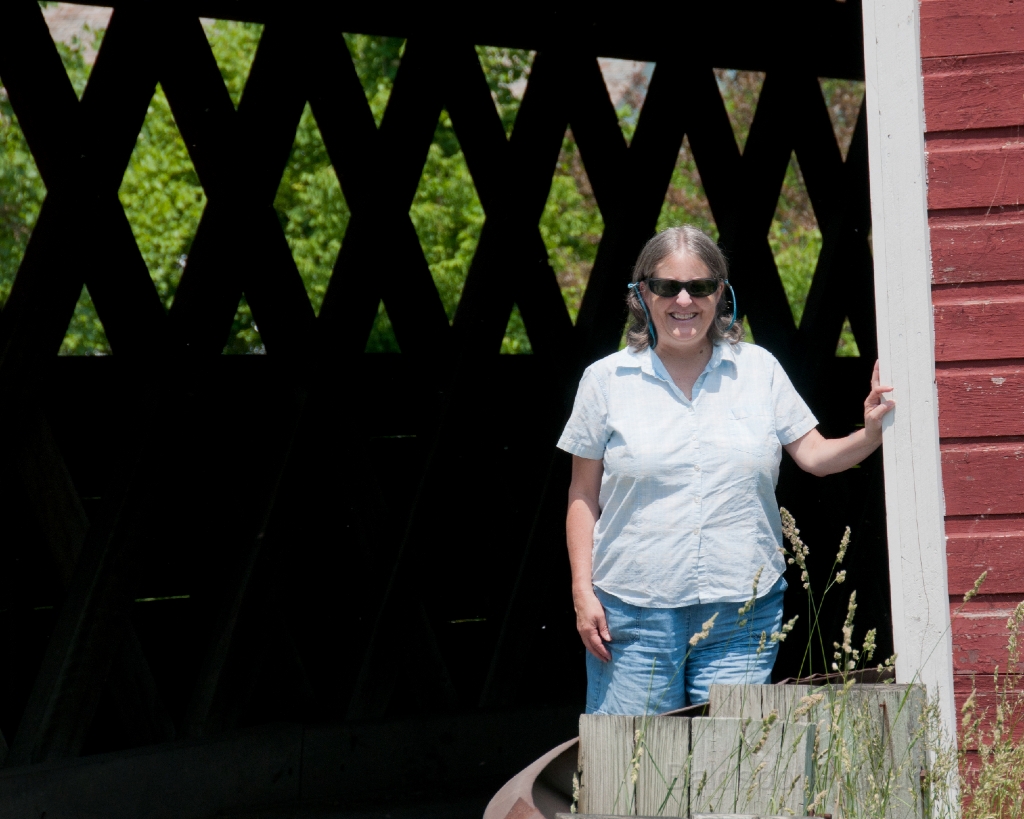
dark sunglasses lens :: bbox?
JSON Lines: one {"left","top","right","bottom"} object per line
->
{"left": 647, "top": 278, "right": 718, "bottom": 297}
{"left": 648, "top": 279, "right": 682, "bottom": 297}
{"left": 687, "top": 279, "right": 718, "bottom": 297}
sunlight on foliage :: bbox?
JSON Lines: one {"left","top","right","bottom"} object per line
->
{"left": 541, "top": 129, "right": 604, "bottom": 327}
{"left": 0, "top": 88, "right": 45, "bottom": 309}
{"left": 223, "top": 294, "right": 263, "bottom": 355}
{"left": 598, "top": 58, "right": 654, "bottom": 144}
{"left": 365, "top": 303, "right": 399, "bottom": 354}
{"left": 201, "top": 19, "right": 262, "bottom": 108}
{"left": 819, "top": 78, "right": 865, "bottom": 161}
{"left": 410, "top": 110, "right": 485, "bottom": 323}
{"left": 837, "top": 318, "right": 859, "bottom": 357}
{"left": 502, "top": 305, "right": 532, "bottom": 355}
{"left": 274, "top": 103, "right": 347, "bottom": 316}
{"left": 118, "top": 83, "right": 205, "bottom": 311}
{"left": 344, "top": 33, "right": 402, "bottom": 127}
{"left": 59, "top": 285, "right": 110, "bottom": 355}
{"left": 716, "top": 69, "right": 764, "bottom": 154}
{"left": 476, "top": 46, "right": 534, "bottom": 137}
{"left": 656, "top": 134, "right": 717, "bottom": 240}
{"left": 770, "top": 155, "right": 821, "bottom": 329}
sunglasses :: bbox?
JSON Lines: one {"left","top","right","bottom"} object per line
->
{"left": 645, "top": 277, "right": 720, "bottom": 298}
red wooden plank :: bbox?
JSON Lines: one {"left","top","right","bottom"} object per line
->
{"left": 946, "top": 515, "right": 1024, "bottom": 535}
{"left": 927, "top": 139, "right": 1024, "bottom": 210}
{"left": 921, "top": 0, "right": 1024, "bottom": 59}
{"left": 936, "top": 365, "right": 1024, "bottom": 437}
{"left": 933, "top": 284, "right": 1024, "bottom": 361}
{"left": 930, "top": 214, "right": 1024, "bottom": 285}
{"left": 954, "top": 675, "right": 1024, "bottom": 748}
{"left": 924, "top": 53, "right": 1024, "bottom": 131}
{"left": 941, "top": 442, "right": 1024, "bottom": 515}
{"left": 947, "top": 531, "right": 1024, "bottom": 595}
{"left": 952, "top": 604, "right": 1024, "bottom": 674}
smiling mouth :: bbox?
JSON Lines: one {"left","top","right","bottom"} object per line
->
{"left": 669, "top": 312, "right": 698, "bottom": 321}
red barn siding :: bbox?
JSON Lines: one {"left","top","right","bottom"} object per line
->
{"left": 930, "top": 212, "right": 1024, "bottom": 285}
{"left": 935, "top": 365, "right": 1024, "bottom": 436}
{"left": 921, "top": 0, "right": 1024, "bottom": 727}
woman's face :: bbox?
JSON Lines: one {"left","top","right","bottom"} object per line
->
{"left": 645, "top": 250, "right": 722, "bottom": 354}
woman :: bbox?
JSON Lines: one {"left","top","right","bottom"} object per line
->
{"left": 556, "top": 226, "right": 894, "bottom": 715}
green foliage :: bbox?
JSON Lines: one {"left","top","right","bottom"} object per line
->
{"left": 0, "top": 87, "right": 45, "bottom": 307}
{"left": 119, "top": 83, "right": 205, "bottom": 312}
{"left": 204, "top": 19, "right": 262, "bottom": 108}
{"left": 541, "top": 132, "right": 604, "bottom": 330}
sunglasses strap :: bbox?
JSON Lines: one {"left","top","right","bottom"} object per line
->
{"left": 628, "top": 282, "right": 658, "bottom": 348}
{"left": 725, "top": 280, "right": 738, "bottom": 331}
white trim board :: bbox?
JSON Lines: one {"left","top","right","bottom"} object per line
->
{"left": 861, "top": 0, "right": 955, "bottom": 742}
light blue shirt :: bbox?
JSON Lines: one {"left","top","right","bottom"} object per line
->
{"left": 557, "top": 341, "right": 817, "bottom": 608}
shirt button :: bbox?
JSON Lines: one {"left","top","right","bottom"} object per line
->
{"left": 695, "top": 496, "right": 701, "bottom": 504}
{"left": 694, "top": 528, "right": 701, "bottom": 535}
{"left": 694, "top": 464, "right": 701, "bottom": 472}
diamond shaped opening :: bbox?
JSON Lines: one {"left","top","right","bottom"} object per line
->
{"left": 657, "top": 134, "right": 717, "bottom": 239}
{"left": 273, "top": 102, "right": 347, "bottom": 316}
{"left": 819, "top": 79, "right": 865, "bottom": 161}
{"left": 598, "top": 57, "right": 654, "bottom": 144}
{"left": 0, "top": 83, "right": 47, "bottom": 308}
{"left": 59, "top": 285, "right": 110, "bottom": 355}
{"left": 344, "top": 34, "right": 404, "bottom": 128}
{"left": 476, "top": 46, "right": 535, "bottom": 138}
{"left": 770, "top": 154, "right": 821, "bottom": 328}
{"left": 410, "top": 108, "right": 484, "bottom": 326}
{"left": 201, "top": 18, "right": 264, "bottom": 108}
{"left": 540, "top": 128, "right": 604, "bottom": 329}
{"left": 365, "top": 303, "right": 400, "bottom": 353}
{"left": 118, "top": 83, "right": 205, "bottom": 311}
{"left": 715, "top": 69, "right": 765, "bottom": 154}
{"left": 222, "top": 294, "right": 265, "bottom": 355}
{"left": 836, "top": 317, "right": 860, "bottom": 357}
{"left": 501, "top": 306, "right": 532, "bottom": 355}
{"left": 42, "top": 3, "right": 111, "bottom": 99}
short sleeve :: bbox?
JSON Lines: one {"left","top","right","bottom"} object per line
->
{"left": 770, "top": 357, "right": 818, "bottom": 445}
{"left": 556, "top": 366, "right": 610, "bottom": 460}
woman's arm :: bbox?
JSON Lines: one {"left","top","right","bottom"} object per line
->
{"left": 784, "top": 360, "right": 895, "bottom": 477}
{"left": 567, "top": 455, "right": 611, "bottom": 661}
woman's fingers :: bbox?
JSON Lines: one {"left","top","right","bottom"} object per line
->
{"left": 867, "top": 399, "right": 896, "bottom": 421}
{"left": 576, "top": 594, "right": 612, "bottom": 661}
{"left": 585, "top": 619, "right": 612, "bottom": 662}
{"left": 581, "top": 617, "right": 611, "bottom": 661}
{"left": 866, "top": 384, "right": 894, "bottom": 406}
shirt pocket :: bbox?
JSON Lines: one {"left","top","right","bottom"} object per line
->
{"left": 726, "top": 406, "right": 772, "bottom": 457}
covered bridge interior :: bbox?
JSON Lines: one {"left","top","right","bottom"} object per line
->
{"left": 0, "top": 2, "right": 887, "bottom": 815}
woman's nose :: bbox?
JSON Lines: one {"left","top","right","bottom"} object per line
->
{"left": 674, "top": 289, "right": 694, "bottom": 306}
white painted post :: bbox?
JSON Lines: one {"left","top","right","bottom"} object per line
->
{"left": 861, "top": 0, "right": 956, "bottom": 750}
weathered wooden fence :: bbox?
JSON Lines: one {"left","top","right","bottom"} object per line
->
{"left": 573, "top": 683, "right": 928, "bottom": 819}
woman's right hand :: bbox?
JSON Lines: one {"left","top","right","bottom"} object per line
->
{"left": 574, "top": 589, "right": 612, "bottom": 661}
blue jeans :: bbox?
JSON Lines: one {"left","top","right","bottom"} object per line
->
{"left": 585, "top": 576, "right": 786, "bottom": 715}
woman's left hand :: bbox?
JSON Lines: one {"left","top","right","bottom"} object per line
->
{"left": 864, "top": 360, "right": 895, "bottom": 442}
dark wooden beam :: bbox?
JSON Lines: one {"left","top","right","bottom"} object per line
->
{"left": 38, "top": 2, "right": 869, "bottom": 80}
{"left": 16, "top": 406, "right": 174, "bottom": 749}
{"left": 184, "top": 405, "right": 305, "bottom": 736}
{"left": 5, "top": 392, "right": 181, "bottom": 765}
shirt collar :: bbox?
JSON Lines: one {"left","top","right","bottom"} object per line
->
{"left": 620, "top": 341, "right": 737, "bottom": 383}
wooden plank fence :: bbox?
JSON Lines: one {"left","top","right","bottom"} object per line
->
{"left": 574, "top": 684, "right": 928, "bottom": 818}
